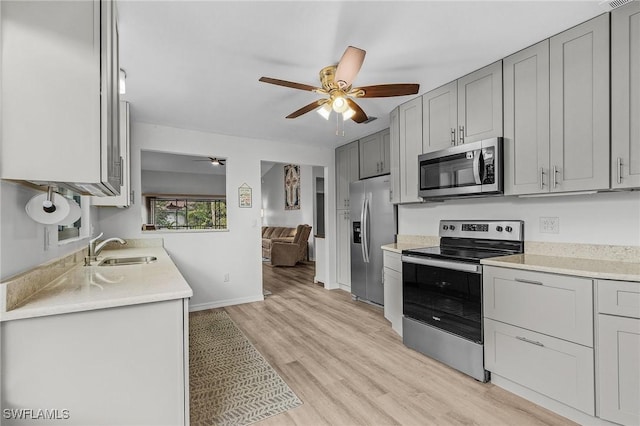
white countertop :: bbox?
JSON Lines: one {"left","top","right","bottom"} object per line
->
{"left": 381, "top": 243, "right": 435, "bottom": 254}
{"left": 1, "top": 247, "right": 193, "bottom": 322}
{"left": 481, "top": 254, "right": 640, "bottom": 282}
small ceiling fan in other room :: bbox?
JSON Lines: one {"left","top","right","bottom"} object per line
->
{"left": 194, "top": 157, "right": 226, "bottom": 166}
{"left": 259, "top": 46, "right": 420, "bottom": 123}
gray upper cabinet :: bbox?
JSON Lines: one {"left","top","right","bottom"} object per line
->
{"left": 389, "top": 107, "right": 401, "bottom": 204}
{"left": 550, "top": 13, "right": 610, "bottom": 192}
{"left": 1, "top": 0, "right": 121, "bottom": 196}
{"left": 457, "top": 61, "right": 503, "bottom": 145}
{"left": 422, "top": 81, "right": 457, "bottom": 153}
{"left": 399, "top": 97, "right": 423, "bottom": 203}
{"left": 503, "top": 40, "right": 550, "bottom": 195}
{"left": 359, "top": 129, "right": 391, "bottom": 179}
{"left": 611, "top": 1, "right": 640, "bottom": 189}
{"left": 422, "top": 62, "right": 502, "bottom": 154}
{"left": 335, "top": 140, "right": 359, "bottom": 209}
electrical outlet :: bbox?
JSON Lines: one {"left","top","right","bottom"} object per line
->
{"left": 224, "top": 273, "right": 230, "bottom": 282}
{"left": 539, "top": 217, "right": 560, "bottom": 234}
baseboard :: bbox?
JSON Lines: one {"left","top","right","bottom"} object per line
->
{"left": 339, "top": 284, "right": 351, "bottom": 292}
{"left": 189, "top": 295, "right": 264, "bottom": 312}
{"left": 490, "top": 374, "right": 615, "bottom": 426}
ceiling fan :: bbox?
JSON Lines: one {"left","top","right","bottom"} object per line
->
{"left": 194, "top": 157, "right": 226, "bottom": 166}
{"left": 259, "top": 46, "right": 420, "bottom": 123}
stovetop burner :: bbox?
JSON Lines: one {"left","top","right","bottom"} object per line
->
{"left": 402, "top": 220, "right": 525, "bottom": 262}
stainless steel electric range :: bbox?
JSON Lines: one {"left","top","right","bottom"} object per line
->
{"left": 401, "top": 220, "right": 524, "bottom": 382}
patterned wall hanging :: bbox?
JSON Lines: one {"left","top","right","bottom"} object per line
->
{"left": 284, "top": 164, "right": 300, "bottom": 210}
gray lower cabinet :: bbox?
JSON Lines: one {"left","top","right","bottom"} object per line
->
{"left": 389, "top": 107, "right": 401, "bottom": 204}
{"left": 597, "top": 279, "right": 640, "bottom": 426}
{"left": 483, "top": 266, "right": 595, "bottom": 416}
{"left": 398, "top": 97, "right": 423, "bottom": 203}
{"left": 1, "top": 299, "right": 189, "bottom": 425}
{"left": 359, "top": 129, "right": 390, "bottom": 179}
{"left": 503, "top": 40, "right": 550, "bottom": 195}
{"left": 611, "top": 1, "right": 640, "bottom": 189}
{"left": 336, "top": 209, "right": 351, "bottom": 288}
{"left": 382, "top": 251, "right": 402, "bottom": 336}
{"left": 549, "top": 13, "right": 610, "bottom": 192}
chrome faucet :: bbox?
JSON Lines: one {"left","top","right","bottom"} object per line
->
{"left": 85, "top": 232, "right": 126, "bottom": 265}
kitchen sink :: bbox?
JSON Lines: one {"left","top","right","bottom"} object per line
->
{"left": 98, "top": 256, "right": 158, "bottom": 266}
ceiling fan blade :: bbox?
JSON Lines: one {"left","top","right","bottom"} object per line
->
{"left": 335, "top": 46, "right": 366, "bottom": 90}
{"left": 259, "top": 77, "right": 321, "bottom": 92}
{"left": 346, "top": 98, "right": 368, "bottom": 123}
{"left": 286, "top": 99, "right": 328, "bottom": 119}
{"left": 351, "top": 83, "right": 420, "bottom": 98}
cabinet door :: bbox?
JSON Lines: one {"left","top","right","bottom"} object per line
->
{"left": 550, "top": 14, "right": 610, "bottom": 192}
{"left": 381, "top": 128, "right": 391, "bottom": 174}
{"left": 598, "top": 315, "right": 640, "bottom": 425}
{"left": 389, "top": 108, "right": 401, "bottom": 204}
{"left": 611, "top": 1, "right": 640, "bottom": 189}
{"left": 93, "top": 101, "right": 131, "bottom": 207}
{"left": 336, "top": 141, "right": 358, "bottom": 209}
{"left": 336, "top": 210, "right": 351, "bottom": 287}
{"left": 359, "top": 133, "right": 382, "bottom": 179}
{"left": 383, "top": 267, "right": 403, "bottom": 336}
{"left": 399, "top": 97, "right": 423, "bottom": 203}
{"left": 102, "top": 0, "right": 121, "bottom": 194}
{"left": 503, "top": 40, "right": 550, "bottom": 195}
{"left": 422, "top": 81, "right": 457, "bottom": 153}
{"left": 484, "top": 319, "right": 595, "bottom": 415}
{"left": 457, "top": 61, "right": 503, "bottom": 144}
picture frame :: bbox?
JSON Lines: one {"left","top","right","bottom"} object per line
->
{"left": 238, "top": 183, "right": 252, "bottom": 208}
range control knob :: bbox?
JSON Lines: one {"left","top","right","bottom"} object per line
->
{"left": 505, "top": 226, "right": 513, "bottom": 232}
{"left": 443, "top": 225, "right": 449, "bottom": 230}
{"left": 449, "top": 225, "right": 456, "bottom": 231}
{"left": 496, "top": 226, "right": 503, "bottom": 232}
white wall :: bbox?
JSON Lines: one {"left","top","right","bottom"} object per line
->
{"left": 399, "top": 191, "right": 640, "bottom": 246}
{"left": 97, "top": 122, "right": 336, "bottom": 311}
{"left": 141, "top": 170, "right": 226, "bottom": 196}
{"left": 0, "top": 181, "right": 95, "bottom": 279}
{"left": 261, "top": 163, "right": 313, "bottom": 228}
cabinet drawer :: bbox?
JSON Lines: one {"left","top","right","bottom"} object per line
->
{"left": 483, "top": 266, "right": 593, "bottom": 346}
{"left": 597, "top": 280, "right": 640, "bottom": 319}
{"left": 383, "top": 251, "right": 402, "bottom": 273}
{"left": 484, "top": 318, "right": 595, "bottom": 415}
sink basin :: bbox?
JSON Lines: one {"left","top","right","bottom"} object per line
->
{"left": 98, "top": 256, "right": 158, "bottom": 266}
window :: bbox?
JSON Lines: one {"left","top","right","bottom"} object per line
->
{"left": 148, "top": 197, "right": 226, "bottom": 230}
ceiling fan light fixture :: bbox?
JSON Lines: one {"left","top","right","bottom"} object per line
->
{"left": 317, "top": 103, "right": 332, "bottom": 120}
{"left": 210, "top": 159, "right": 220, "bottom": 166}
{"left": 342, "top": 107, "right": 355, "bottom": 121}
{"left": 332, "top": 95, "right": 348, "bottom": 113}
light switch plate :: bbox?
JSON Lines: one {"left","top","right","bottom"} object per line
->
{"left": 539, "top": 217, "right": 560, "bottom": 234}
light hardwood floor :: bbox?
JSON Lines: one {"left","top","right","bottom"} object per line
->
{"left": 223, "top": 261, "right": 576, "bottom": 426}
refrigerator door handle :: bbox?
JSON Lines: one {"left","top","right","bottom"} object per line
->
{"left": 363, "top": 196, "right": 371, "bottom": 263}
{"left": 360, "top": 196, "right": 367, "bottom": 263}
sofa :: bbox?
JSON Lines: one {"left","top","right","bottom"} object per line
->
{"left": 262, "top": 225, "right": 312, "bottom": 266}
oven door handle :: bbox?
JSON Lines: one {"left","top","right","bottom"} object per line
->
{"left": 401, "top": 255, "right": 482, "bottom": 274}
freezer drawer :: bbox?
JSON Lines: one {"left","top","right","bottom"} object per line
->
{"left": 483, "top": 266, "right": 593, "bottom": 347}
{"left": 484, "top": 318, "right": 595, "bottom": 415}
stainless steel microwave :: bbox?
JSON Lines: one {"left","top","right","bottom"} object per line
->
{"left": 418, "top": 137, "right": 503, "bottom": 199}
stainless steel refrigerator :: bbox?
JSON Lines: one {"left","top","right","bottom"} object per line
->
{"left": 350, "top": 175, "right": 395, "bottom": 305}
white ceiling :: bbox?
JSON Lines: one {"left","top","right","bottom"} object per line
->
{"left": 118, "top": 1, "right": 606, "bottom": 149}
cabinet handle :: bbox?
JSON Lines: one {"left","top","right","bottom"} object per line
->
{"left": 552, "top": 166, "right": 558, "bottom": 189}
{"left": 539, "top": 167, "right": 545, "bottom": 190}
{"left": 515, "top": 278, "right": 543, "bottom": 286}
{"left": 516, "top": 336, "right": 545, "bottom": 347}
{"left": 459, "top": 126, "right": 465, "bottom": 144}
{"left": 617, "top": 157, "right": 622, "bottom": 184}
{"left": 451, "top": 128, "right": 456, "bottom": 145}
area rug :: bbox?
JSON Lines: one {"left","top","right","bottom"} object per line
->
{"left": 189, "top": 310, "right": 302, "bottom": 425}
